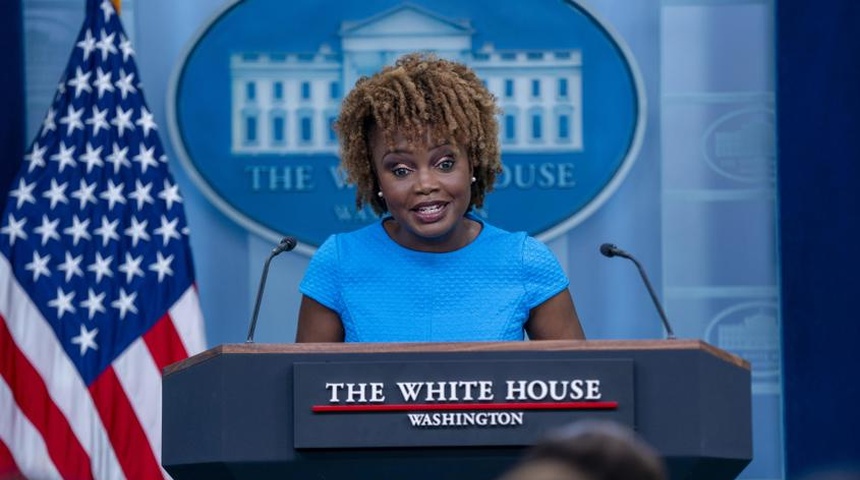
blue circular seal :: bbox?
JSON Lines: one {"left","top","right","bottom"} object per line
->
{"left": 168, "top": 0, "right": 645, "bottom": 254}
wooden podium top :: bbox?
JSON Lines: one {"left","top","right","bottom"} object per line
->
{"left": 164, "top": 339, "right": 749, "bottom": 376}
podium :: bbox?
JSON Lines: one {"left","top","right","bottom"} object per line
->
{"left": 162, "top": 340, "right": 751, "bottom": 480}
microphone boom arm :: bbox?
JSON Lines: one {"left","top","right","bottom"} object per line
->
{"left": 245, "top": 237, "right": 296, "bottom": 343}
{"left": 626, "top": 254, "right": 676, "bottom": 340}
{"left": 600, "top": 243, "right": 676, "bottom": 340}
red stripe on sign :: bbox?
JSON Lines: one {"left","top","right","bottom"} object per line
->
{"left": 0, "top": 438, "right": 23, "bottom": 479}
{"left": 312, "top": 401, "right": 619, "bottom": 413}
{"left": 89, "top": 366, "right": 163, "bottom": 479}
{"left": 0, "top": 316, "right": 93, "bottom": 480}
{"left": 143, "top": 313, "right": 189, "bottom": 372}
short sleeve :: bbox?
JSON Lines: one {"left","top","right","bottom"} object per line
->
{"left": 521, "top": 236, "right": 570, "bottom": 309}
{"left": 299, "top": 234, "right": 342, "bottom": 312}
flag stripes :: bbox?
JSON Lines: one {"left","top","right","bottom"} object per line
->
{"left": 1, "top": 257, "right": 202, "bottom": 479}
{"left": 89, "top": 368, "right": 162, "bottom": 480}
{"left": 0, "top": 382, "right": 38, "bottom": 480}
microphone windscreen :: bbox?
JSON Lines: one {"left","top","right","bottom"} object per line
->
{"left": 281, "top": 236, "right": 297, "bottom": 251}
{"left": 599, "top": 243, "right": 617, "bottom": 258}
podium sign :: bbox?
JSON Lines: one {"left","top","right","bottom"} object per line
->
{"left": 293, "top": 359, "right": 634, "bottom": 448}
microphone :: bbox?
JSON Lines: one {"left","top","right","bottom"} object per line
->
{"left": 245, "top": 236, "right": 297, "bottom": 343}
{"left": 599, "top": 243, "right": 676, "bottom": 339}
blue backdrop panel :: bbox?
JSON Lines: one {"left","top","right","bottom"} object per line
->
{"left": 0, "top": 0, "right": 24, "bottom": 215}
{"left": 777, "top": 0, "right": 860, "bottom": 477}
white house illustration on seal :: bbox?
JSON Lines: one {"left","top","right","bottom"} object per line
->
{"left": 230, "top": 3, "right": 584, "bottom": 155}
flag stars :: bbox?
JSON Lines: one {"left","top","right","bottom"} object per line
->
{"left": 124, "top": 216, "right": 150, "bottom": 247}
{"left": 42, "top": 179, "right": 69, "bottom": 210}
{"left": 33, "top": 215, "right": 61, "bottom": 246}
{"left": 67, "top": 67, "right": 92, "bottom": 98}
{"left": 47, "top": 287, "right": 76, "bottom": 319}
{"left": 40, "top": 108, "right": 57, "bottom": 136}
{"left": 106, "top": 142, "right": 130, "bottom": 173}
{"left": 59, "top": 105, "right": 85, "bottom": 136}
{"left": 63, "top": 215, "right": 92, "bottom": 246}
{"left": 154, "top": 215, "right": 181, "bottom": 246}
{"left": 87, "top": 251, "right": 114, "bottom": 283}
{"left": 58, "top": 252, "right": 84, "bottom": 282}
{"left": 71, "top": 324, "right": 99, "bottom": 356}
{"left": 86, "top": 106, "right": 110, "bottom": 137}
{"left": 92, "top": 67, "right": 115, "bottom": 99}
{"left": 50, "top": 142, "right": 77, "bottom": 173}
{"left": 111, "top": 288, "right": 138, "bottom": 320}
{"left": 93, "top": 215, "right": 120, "bottom": 247}
{"left": 129, "top": 180, "right": 154, "bottom": 210}
{"left": 119, "top": 34, "right": 135, "bottom": 61}
{"left": 25, "top": 251, "right": 51, "bottom": 282}
{"left": 136, "top": 107, "right": 157, "bottom": 137}
{"left": 133, "top": 144, "right": 158, "bottom": 174}
{"left": 115, "top": 69, "right": 137, "bottom": 100}
{"left": 158, "top": 179, "right": 183, "bottom": 210}
{"left": 76, "top": 29, "right": 97, "bottom": 61}
{"left": 95, "top": 29, "right": 117, "bottom": 61}
{"left": 149, "top": 251, "right": 175, "bottom": 283}
{"left": 79, "top": 142, "right": 105, "bottom": 173}
{"left": 1, "top": 214, "right": 28, "bottom": 246}
{"left": 118, "top": 252, "right": 144, "bottom": 284}
{"left": 80, "top": 288, "right": 107, "bottom": 320}
{"left": 111, "top": 106, "right": 134, "bottom": 137}
{"left": 99, "top": 179, "right": 126, "bottom": 210}
{"left": 71, "top": 179, "right": 98, "bottom": 210}
{"left": 25, "top": 143, "right": 48, "bottom": 173}
{"left": 9, "top": 178, "right": 37, "bottom": 209}
{"left": 100, "top": 0, "right": 116, "bottom": 21}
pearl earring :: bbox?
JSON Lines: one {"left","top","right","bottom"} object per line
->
{"left": 377, "top": 191, "right": 383, "bottom": 198}
{"left": 471, "top": 177, "right": 476, "bottom": 183}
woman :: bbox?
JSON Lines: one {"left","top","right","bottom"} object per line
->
{"left": 296, "top": 52, "right": 585, "bottom": 342}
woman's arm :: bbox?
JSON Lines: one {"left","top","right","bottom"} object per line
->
{"left": 524, "top": 289, "right": 586, "bottom": 340}
{"left": 295, "top": 295, "right": 345, "bottom": 342}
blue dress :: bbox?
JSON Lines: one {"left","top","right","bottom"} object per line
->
{"left": 299, "top": 216, "right": 569, "bottom": 342}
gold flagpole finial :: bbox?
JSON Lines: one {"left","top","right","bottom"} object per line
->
{"left": 111, "top": 0, "right": 121, "bottom": 15}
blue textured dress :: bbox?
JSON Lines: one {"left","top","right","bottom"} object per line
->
{"left": 299, "top": 216, "right": 569, "bottom": 342}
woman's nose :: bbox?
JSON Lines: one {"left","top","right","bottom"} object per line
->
{"left": 414, "top": 168, "right": 439, "bottom": 193}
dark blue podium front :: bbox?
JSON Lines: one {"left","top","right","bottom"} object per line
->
{"left": 162, "top": 340, "right": 751, "bottom": 480}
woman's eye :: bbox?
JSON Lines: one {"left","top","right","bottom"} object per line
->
{"left": 392, "top": 167, "right": 410, "bottom": 177}
{"left": 437, "top": 158, "right": 455, "bottom": 171}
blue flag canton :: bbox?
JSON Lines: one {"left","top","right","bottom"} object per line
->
{"left": 0, "top": 0, "right": 195, "bottom": 385}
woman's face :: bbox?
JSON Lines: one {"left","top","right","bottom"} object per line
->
{"left": 370, "top": 128, "right": 475, "bottom": 252}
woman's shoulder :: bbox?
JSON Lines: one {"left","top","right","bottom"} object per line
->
{"left": 315, "top": 219, "right": 387, "bottom": 256}
{"left": 473, "top": 218, "right": 558, "bottom": 266}
{"left": 474, "top": 217, "right": 528, "bottom": 247}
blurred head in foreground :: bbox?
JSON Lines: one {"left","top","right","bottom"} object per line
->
{"left": 498, "top": 420, "right": 667, "bottom": 480}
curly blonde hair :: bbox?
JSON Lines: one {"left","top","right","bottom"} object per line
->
{"left": 335, "top": 52, "right": 502, "bottom": 215}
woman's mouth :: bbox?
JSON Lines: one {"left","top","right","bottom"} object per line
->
{"left": 412, "top": 202, "right": 448, "bottom": 222}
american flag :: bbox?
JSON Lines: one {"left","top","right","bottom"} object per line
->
{"left": 0, "top": 0, "right": 206, "bottom": 478}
